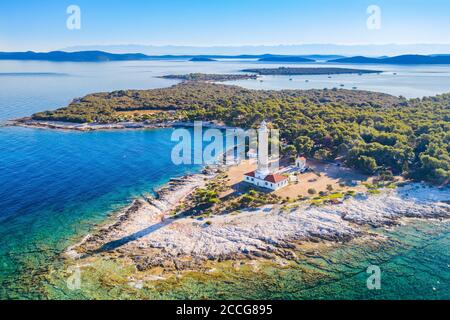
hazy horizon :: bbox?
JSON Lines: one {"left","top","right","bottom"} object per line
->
{"left": 4, "top": 43, "right": 450, "bottom": 57}
{"left": 2, "top": 0, "right": 450, "bottom": 54}
{"left": 57, "top": 43, "right": 450, "bottom": 56}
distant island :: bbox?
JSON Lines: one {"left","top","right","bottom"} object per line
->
{"left": 4, "top": 51, "right": 450, "bottom": 65}
{"left": 330, "top": 54, "right": 450, "bottom": 65}
{"left": 241, "top": 67, "right": 380, "bottom": 75}
{"left": 258, "top": 56, "right": 315, "bottom": 62}
{"left": 161, "top": 73, "right": 257, "bottom": 81}
{"left": 0, "top": 51, "right": 318, "bottom": 62}
{"left": 0, "top": 51, "right": 150, "bottom": 62}
{"left": 189, "top": 57, "right": 216, "bottom": 62}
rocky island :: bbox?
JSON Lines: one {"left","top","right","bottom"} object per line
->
{"left": 160, "top": 73, "right": 257, "bottom": 82}
{"left": 242, "top": 67, "right": 381, "bottom": 75}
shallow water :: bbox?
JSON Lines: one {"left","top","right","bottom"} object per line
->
{"left": 0, "top": 59, "right": 449, "bottom": 299}
{"left": 40, "top": 219, "right": 450, "bottom": 300}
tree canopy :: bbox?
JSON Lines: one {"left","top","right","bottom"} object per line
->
{"left": 32, "top": 82, "right": 450, "bottom": 185}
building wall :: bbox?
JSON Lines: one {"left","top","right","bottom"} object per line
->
{"left": 296, "top": 159, "right": 307, "bottom": 171}
{"left": 244, "top": 175, "right": 288, "bottom": 190}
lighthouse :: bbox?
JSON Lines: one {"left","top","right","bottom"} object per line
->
{"left": 243, "top": 121, "right": 289, "bottom": 191}
{"left": 255, "top": 120, "right": 270, "bottom": 179}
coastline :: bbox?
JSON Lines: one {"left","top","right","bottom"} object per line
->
{"left": 5, "top": 118, "right": 173, "bottom": 131}
{"left": 5, "top": 118, "right": 237, "bottom": 132}
{"left": 63, "top": 161, "right": 450, "bottom": 275}
{"left": 8, "top": 117, "right": 449, "bottom": 276}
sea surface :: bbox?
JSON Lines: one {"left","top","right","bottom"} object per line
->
{"left": 0, "top": 59, "right": 449, "bottom": 299}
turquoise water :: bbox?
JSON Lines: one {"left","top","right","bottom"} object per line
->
{"left": 0, "top": 60, "right": 449, "bottom": 299}
{"left": 0, "top": 127, "right": 202, "bottom": 298}
{"left": 0, "top": 61, "right": 198, "bottom": 298}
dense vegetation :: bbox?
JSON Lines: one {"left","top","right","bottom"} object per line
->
{"left": 32, "top": 82, "right": 450, "bottom": 185}
{"left": 241, "top": 67, "right": 380, "bottom": 75}
{"left": 161, "top": 73, "right": 257, "bottom": 81}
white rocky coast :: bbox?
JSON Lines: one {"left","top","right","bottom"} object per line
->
{"left": 6, "top": 119, "right": 172, "bottom": 131}
{"left": 68, "top": 181, "right": 449, "bottom": 271}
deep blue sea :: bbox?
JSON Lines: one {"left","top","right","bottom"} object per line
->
{"left": 0, "top": 60, "right": 449, "bottom": 299}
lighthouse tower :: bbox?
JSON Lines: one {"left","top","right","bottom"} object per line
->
{"left": 255, "top": 120, "right": 270, "bottom": 179}
{"left": 243, "top": 120, "right": 289, "bottom": 191}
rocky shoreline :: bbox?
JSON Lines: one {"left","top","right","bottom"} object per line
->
{"left": 5, "top": 118, "right": 239, "bottom": 132}
{"left": 5, "top": 118, "right": 173, "bottom": 131}
{"left": 65, "top": 169, "right": 450, "bottom": 272}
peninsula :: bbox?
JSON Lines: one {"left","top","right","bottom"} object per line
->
{"left": 160, "top": 73, "right": 257, "bottom": 82}
{"left": 11, "top": 82, "right": 448, "bottom": 297}
{"left": 12, "top": 82, "right": 449, "bottom": 186}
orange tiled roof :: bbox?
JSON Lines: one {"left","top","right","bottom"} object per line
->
{"left": 264, "top": 173, "right": 288, "bottom": 183}
{"left": 244, "top": 171, "right": 287, "bottom": 183}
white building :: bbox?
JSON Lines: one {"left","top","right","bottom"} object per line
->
{"left": 243, "top": 171, "right": 289, "bottom": 190}
{"left": 243, "top": 121, "right": 289, "bottom": 191}
{"left": 295, "top": 156, "right": 307, "bottom": 172}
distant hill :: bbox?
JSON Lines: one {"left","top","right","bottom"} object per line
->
{"left": 0, "top": 51, "right": 150, "bottom": 62}
{"left": 330, "top": 54, "right": 450, "bottom": 65}
{"left": 258, "top": 56, "right": 315, "bottom": 62}
{"left": 8, "top": 51, "right": 450, "bottom": 65}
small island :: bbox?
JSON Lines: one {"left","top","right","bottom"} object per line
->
{"left": 160, "top": 73, "right": 257, "bottom": 82}
{"left": 242, "top": 67, "right": 381, "bottom": 75}
{"left": 189, "top": 57, "right": 217, "bottom": 62}
{"left": 258, "top": 56, "right": 315, "bottom": 62}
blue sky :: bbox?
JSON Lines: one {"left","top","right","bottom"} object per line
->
{"left": 1, "top": 0, "right": 450, "bottom": 51}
